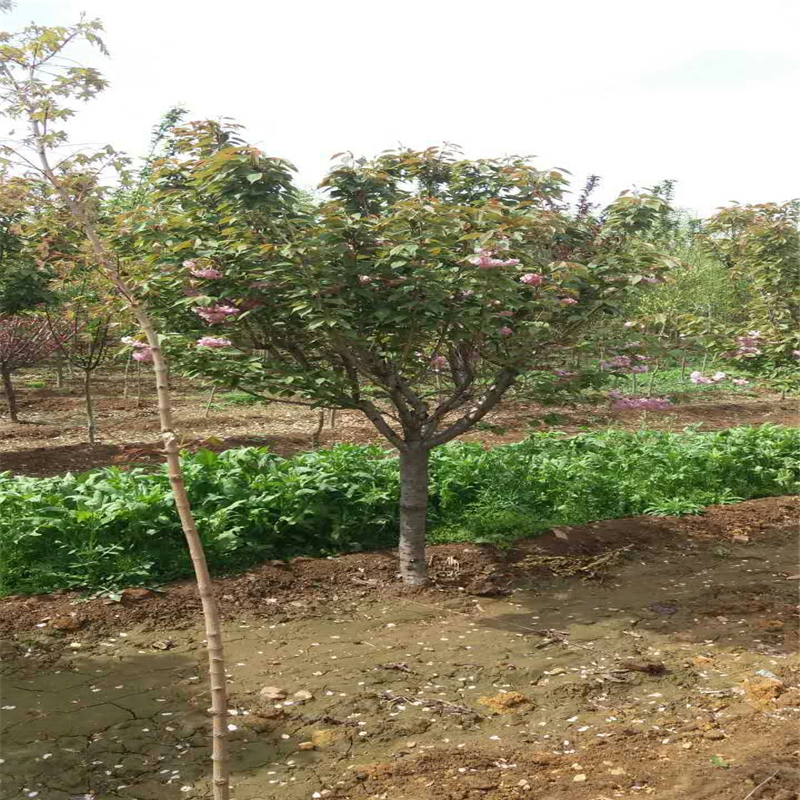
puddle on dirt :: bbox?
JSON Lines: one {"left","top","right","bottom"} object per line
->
{"left": 2, "top": 527, "right": 798, "bottom": 800}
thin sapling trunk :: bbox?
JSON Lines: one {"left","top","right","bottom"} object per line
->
{"left": 55, "top": 351, "right": 64, "bottom": 388}
{"left": 204, "top": 385, "right": 217, "bottom": 419}
{"left": 1, "top": 366, "right": 18, "bottom": 422}
{"left": 84, "top": 369, "right": 96, "bottom": 444}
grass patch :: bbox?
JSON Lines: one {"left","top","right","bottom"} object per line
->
{"left": 1, "top": 425, "right": 797, "bottom": 596}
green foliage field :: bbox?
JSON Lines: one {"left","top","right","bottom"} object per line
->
{"left": 1, "top": 425, "right": 797, "bottom": 596}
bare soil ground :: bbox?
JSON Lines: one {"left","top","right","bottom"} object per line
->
{"left": 1, "top": 367, "right": 797, "bottom": 477}
{"left": 2, "top": 496, "right": 798, "bottom": 800}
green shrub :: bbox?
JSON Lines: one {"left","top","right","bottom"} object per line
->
{"left": 1, "top": 425, "right": 797, "bottom": 595}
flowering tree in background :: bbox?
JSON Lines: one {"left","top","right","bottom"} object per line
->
{"left": 699, "top": 201, "right": 800, "bottom": 370}
{"left": 133, "top": 131, "right": 675, "bottom": 584}
{"left": 0, "top": 314, "right": 65, "bottom": 421}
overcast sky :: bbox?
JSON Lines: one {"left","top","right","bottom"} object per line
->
{"left": 4, "top": 0, "right": 799, "bottom": 216}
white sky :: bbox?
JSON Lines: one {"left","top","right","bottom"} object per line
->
{"left": 4, "top": 0, "right": 800, "bottom": 216}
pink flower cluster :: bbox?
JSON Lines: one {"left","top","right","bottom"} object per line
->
{"left": 469, "top": 248, "right": 520, "bottom": 269}
{"left": 519, "top": 273, "right": 543, "bottom": 286}
{"left": 197, "top": 337, "right": 232, "bottom": 348}
{"left": 553, "top": 369, "right": 577, "bottom": 380}
{"left": 430, "top": 355, "right": 448, "bottom": 369}
{"left": 690, "top": 370, "right": 726, "bottom": 385}
{"left": 121, "top": 336, "right": 153, "bottom": 363}
{"left": 609, "top": 390, "right": 672, "bottom": 411}
{"left": 725, "top": 330, "right": 763, "bottom": 357}
{"left": 600, "top": 354, "right": 649, "bottom": 374}
{"left": 184, "top": 260, "right": 223, "bottom": 280}
{"left": 499, "top": 326, "right": 513, "bottom": 337}
{"left": 792, "top": 350, "right": 800, "bottom": 359}
{"left": 560, "top": 297, "right": 578, "bottom": 306}
{"left": 193, "top": 305, "right": 240, "bottom": 325}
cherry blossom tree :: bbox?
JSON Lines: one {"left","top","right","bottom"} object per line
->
{"left": 133, "top": 130, "right": 675, "bottom": 585}
{"left": 0, "top": 314, "right": 65, "bottom": 421}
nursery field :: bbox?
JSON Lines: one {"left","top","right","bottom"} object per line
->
{"left": 1, "top": 370, "right": 799, "bottom": 800}
{"left": 1, "top": 366, "right": 797, "bottom": 477}
{"left": 1, "top": 497, "right": 798, "bottom": 800}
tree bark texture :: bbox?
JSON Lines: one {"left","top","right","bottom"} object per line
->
{"left": 398, "top": 445, "right": 429, "bottom": 585}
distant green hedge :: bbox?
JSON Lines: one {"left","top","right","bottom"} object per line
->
{"left": 1, "top": 425, "right": 797, "bottom": 596}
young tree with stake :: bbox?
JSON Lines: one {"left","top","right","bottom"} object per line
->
{"left": 0, "top": 19, "right": 232, "bottom": 798}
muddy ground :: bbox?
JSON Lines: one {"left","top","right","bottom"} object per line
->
{"left": 2, "top": 496, "right": 798, "bottom": 800}
{"left": 1, "top": 366, "right": 797, "bottom": 477}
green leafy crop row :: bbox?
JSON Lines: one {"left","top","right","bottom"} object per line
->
{"left": 1, "top": 425, "right": 797, "bottom": 596}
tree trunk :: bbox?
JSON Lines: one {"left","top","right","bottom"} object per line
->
{"left": 680, "top": 357, "right": 687, "bottom": 383}
{"left": 311, "top": 409, "right": 325, "bottom": 448}
{"left": 123, "top": 355, "right": 132, "bottom": 399}
{"left": 136, "top": 358, "right": 143, "bottom": 408}
{"left": 1, "top": 367, "right": 19, "bottom": 423}
{"left": 204, "top": 386, "right": 217, "bottom": 419}
{"left": 398, "top": 444, "right": 429, "bottom": 586}
{"left": 139, "top": 315, "right": 230, "bottom": 799}
{"left": 55, "top": 351, "right": 64, "bottom": 389}
{"left": 84, "top": 370, "right": 96, "bottom": 445}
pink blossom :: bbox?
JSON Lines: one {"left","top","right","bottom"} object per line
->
{"left": 190, "top": 267, "right": 223, "bottom": 279}
{"left": 193, "top": 305, "right": 240, "bottom": 325}
{"left": 629, "top": 365, "right": 649, "bottom": 374}
{"left": 519, "top": 273, "right": 543, "bottom": 286}
{"left": 197, "top": 337, "right": 232, "bottom": 348}
{"left": 132, "top": 347, "right": 153, "bottom": 363}
{"left": 731, "top": 378, "right": 749, "bottom": 386}
{"left": 182, "top": 260, "right": 197, "bottom": 269}
{"left": 469, "top": 248, "right": 520, "bottom": 269}
{"left": 498, "top": 326, "right": 513, "bottom": 337}
{"left": 358, "top": 275, "right": 373, "bottom": 285}
{"left": 460, "top": 289, "right": 474, "bottom": 298}
{"left": 498, "top": 310, "right": 514, "bottom": 317}
{"left": 560, "top": 297, "right": 578, "bottom": 305}
{"left": 430, "top": 355, "right": 448, "bottom": 369}
{"left": 601, "top": 355, "right": 631, "bottom": 371}
{"left": 689, "top": 370, "right": 729, "bottom": 385}
{"left": 792, "top": 350, "right": 800, "bottom": 359}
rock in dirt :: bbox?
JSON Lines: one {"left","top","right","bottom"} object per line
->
{"left": 259, "top": 686, "right": 287, "bottom": 701}
{"left": 477, "top": 691, "right": 531, "bottom": 714}
{"left": 311, "top": 729, "right": 340, "bottom": 748}
{"left": 703, "top": 730, "right": 726, "bottom": 740}
{"left": 742, "top": 676, "right": 784, "bottom": 708}
{"left": 297, "top": 741, "right": 315, "bottom": 751}
{"left": 52, "top": 614, "right": 84, "bottom": 632}
{"left": 775, "top": 688, "right": 800, "bottom": 708}
{"left": 293, "top": 689, "right": 314, "bottom": 703}
{"left": 120, "top": 588, "right": 157, "bottom": 603}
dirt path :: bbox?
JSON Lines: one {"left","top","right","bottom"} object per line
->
{"left": 2, "top": 498, "right": 798, "bottom": 800}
